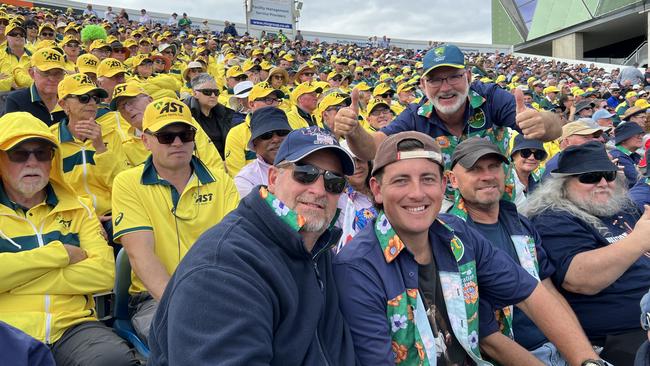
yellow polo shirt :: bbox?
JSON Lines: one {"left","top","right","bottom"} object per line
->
{"left": 224, "top": 114, "right": 256, "bottom": 177}
{"left": 112, "top": 156, "right": 239, "bottom": 294}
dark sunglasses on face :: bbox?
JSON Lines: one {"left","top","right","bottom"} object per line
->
{"left": 380, "top": 92, "right": 395, "bottom": 98}
{"left": 302, "top": 72, "right": 315, "bottom": 77}
{"left": 256, "top": 96, "right": 279, "bottom": 105}
{"left": 70, "top": 94, "right": 101, "bottom": 104}
{"left": 112, "top": 48, "right": 127, "bottom": 53}
{"left": 40, "top": 32, "right": 54, "bottom": 37}
{"left": 147, "top": 128, "right": 196, "bottom": 144}
{"left": 576, "top": 171, "right": 616, "bottom": 184}
{"left": 0, "top": 20, "right": 9, "bottom": 26}
{"left": 519, "top": 149, "right": 545, "bottom": 160}
{"left": 7, "top": 32, "right": 25, "bottom": 38}
{"left": 235, "top": 75, "right": 248, "bottom": 81}
{"left": 6, "top": 148, "right": 55, "bottom": 163}
{"left": 291, "top": 163, "right": 347, "bottom": 194}
{"left": 198, "top": 89, "right": 219, "bottom": 96}
{"left": 257, "top": 130, "right": 289, "bottom": 140}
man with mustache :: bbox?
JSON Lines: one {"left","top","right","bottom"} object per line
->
{"left": 448, "top": 138, "right": 594, "bottom": 365}
{"left": 148, "top": 126, "right": 357, "bottom": 366}
{"left": 524, "top": 141, "right": 650, "bottom": 365}
{"left": 335, "top": 44, "right": 562, "bottom": 205}
{"left": 234, "top": 106, "right": 291, "bottom": 197}
{"left": 0, "top": 112, "right": 138, "bottom": 366}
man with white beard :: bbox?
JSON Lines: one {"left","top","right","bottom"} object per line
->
{"left": 334, "top": 44, "right": 562, "bottom": 205}
{"left": 524, "top": 141, "right": 650, "bottom": 365}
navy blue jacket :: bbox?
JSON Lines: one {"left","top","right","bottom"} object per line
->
{"left": 148, "top": 187, "right": 357, "bottom": 366}
{"left": 463, "top": 200, "right": 555, "bottom": 350}
{"left": 629, "top": 177, "right": 650, "bottom": 211}
{"left": 0, "top": 321, "right": 55, "bottom": 366}
{"left": 4, "top": 85, "right": 66, "bottom": 127}
{"left": 611, "top": 147, "right": 642, "bottom": 188}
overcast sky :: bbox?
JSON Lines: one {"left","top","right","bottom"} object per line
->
{"left": 91, "top": 0, "right": 492, "bottom": 43}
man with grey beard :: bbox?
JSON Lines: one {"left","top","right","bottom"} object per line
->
{"left": 524, "top": 141, "right": 650, "bottom": 365}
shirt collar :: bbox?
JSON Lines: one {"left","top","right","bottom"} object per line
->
{"left": 30, "top": 83, "right": 42, "bottom": 103}
{"left": 0, "top": 181, "right": 58, "bottom": 211}
{"left": 140, "top": 155, "right": 216, "bottom": 186}
{"left": 58, "top": 118, "right": 75, "bottom": 143}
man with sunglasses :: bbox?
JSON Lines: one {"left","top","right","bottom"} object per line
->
{"left": 447, "top": 138, "right": 594, "bottom": 365}
{"left": 319, "top": 91, "right": 351, "bottom": 136}
{"left": 334, "top": 131, "right": 603, "bottom": 366}
{"left": 5, "top": 47, "right": 67, "bottom": 127}
{"left": 112, "top": 97, "right": 239, "bottom": 347}
{"left": 53, "top": 73, "right": 129, "bottom": 222}
{"left": 224, "top": 81, "right": 285, "bottom": 177}
{"left": 0, "top": 21, "right": 32, "bottom": 92}
{"left": 0, "top": 112, "right": 138, "bottom": 366}
{"left": 234, "top": 106, "right": 291, "bottom": 197}
{"left": 524, "top": 141, "right": 650, "bottom": 365}
{"left": 218, "top": 65, "right": 248, "bottom": 107}
{"left": 373, "top": 82, "right": 404, "bottom": 115}
{"left": 149, "top": 126, "right": 356, "bottom": 365}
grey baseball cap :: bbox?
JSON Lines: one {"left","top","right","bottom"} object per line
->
{"left": 450, "top": 137, "right": 509, "bottom": 169}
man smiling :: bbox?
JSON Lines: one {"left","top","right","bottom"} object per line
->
{"left": 334, "top": 131, "right": 603, "bottom": 366}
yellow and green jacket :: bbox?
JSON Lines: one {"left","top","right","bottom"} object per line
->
{"left": 0, "top": 47, "right": 32, "bottom": 91}
{"left": 50, "top": 119, "right": 130, "bottom": 216}
{"left": 224, "top": 114, "right": 256, "bottom": 177}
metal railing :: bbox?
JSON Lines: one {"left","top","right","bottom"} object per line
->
{"left": 623, "top": 41, "right": 648, "bottom": 66}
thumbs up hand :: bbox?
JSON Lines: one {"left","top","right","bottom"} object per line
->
{"left": 334, "top": 88, "right": 361, "bottom": 138}
{"left": 513, "top": 88, "right": 548, "bottom": 140}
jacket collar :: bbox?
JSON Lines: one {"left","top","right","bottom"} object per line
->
{"left": 140, "top": 155, "right": 216, "bottom": 186}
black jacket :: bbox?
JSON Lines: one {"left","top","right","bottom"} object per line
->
{"left": 149, "top": 187, "right": 358, "bottom": 366}
{"left": 183, "top": 95, "right": 235, "bottom": 159}
{"left": 4, "top": 85, "right": 66, "bottom": 126}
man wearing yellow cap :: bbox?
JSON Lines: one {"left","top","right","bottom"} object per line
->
{"left": 111, "top": 97, "right": 239, "bottom": 345}
{"left": 396, "top": 82, "right": 417, "bottom": 108}
{"left": 286, "top": 81, "right": 324, "bottom": 130}
{"left": 373, "top": 82, "right": 404, "bottom": 115}
{"left": 616, "top": 90, "right": 638, "bottom": 120}
{"left": 52, "top": 73, "right": 129, "bottom": 221}
{"left": 5, "top": 48, "right": 67, "bottom": 126}
{"left": 0, "top": 112, "right": 138, "bottom": 366}
{"left": 539, "top": 86, "right": 560, "bottom": 110}
{"left": 0, "top": 21, "right": 32, "bottom": 91}
{"left": 319, "top": 91, "right": 351, "bottom": 135}
{"left": 224, "top": 81, "right": 285, "bottom": 176}
{"left": 111, "top": 82, "right": 226, "bottom": 173}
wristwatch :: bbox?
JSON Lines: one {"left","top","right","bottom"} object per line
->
{"left": 581, "top": 360, "right": 607, "bottom": 366}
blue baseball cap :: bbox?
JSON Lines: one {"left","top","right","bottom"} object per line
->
{"left": 422, "top": 44, "right": 465, "bottom": 76}
{"left": 614, "top": 121, "right": 644, "bottom": 145}
{"left": 248, "top": 106, "right": 291, "bottom": 150}
{"left": 274, "top": 126, "right": 355, "bottom": 176}
{"left": 592, "top": 109, "right": 615, "bottom": 121}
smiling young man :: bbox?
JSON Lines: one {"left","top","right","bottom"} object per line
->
{"left": 149, "top": 127, "right": 357, "bottom": 365}
{"left": 333, "top": 131, "right": 604, "bottom": 366}
{"left": 111, "top": 97, "right": 239, "bottom": 345}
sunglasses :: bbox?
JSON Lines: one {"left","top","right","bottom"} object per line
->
{"left": 66, "top": 43, "right": 81, "bottom": 48}
{"left": 257, "top": 130, "right": 289, "bottom": 140}
{"left": 6, "top": 148, "right": 55, "bottom": 163}
{"left": 256, "top": 96, "right": 279, "bottom": 105}
{"left": 0, "top": 20, "right": 9, "bottom": 26}
{"left": 112, "top": 48, "right": 127, "bottom": 53}
{"left": 235, "top": 75, "right": 248, "bottom": 81}
{"left": 147, "top": 128, "right": 196, "bottom": 144}
{"left": 198, "top": 89, "right": 219, "bottom": 96}
{"left": 140, "top": 60, "right": 154, "bottom": 66}
{"left": 379, "top": 93, "right": 395, "bottom": 98}
{"left": 70, "top": 94, "right": 101, "bottom": 104}
{"left": 302, "top": 72, "right": 315, "bottom": 77}
{"left": 291, "top": 163, "right": 347, "bottom": 194}
{"left": 40, "top": 32, "right": 55, "bottom": 37}
{"left": 7, "top": 32, "right": 25, "bottom": 38}
{"left": 519, "top": 149, "right": 545, "bottom": 160}
{"left": 576, "top": 171, "right": 616, "bottom": 184}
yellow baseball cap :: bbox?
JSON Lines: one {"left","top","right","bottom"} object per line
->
{"left": 495, "top": 75, "right": 506, "bottom": 83}
{"left": 110, "top": 82, "right": 148, "bottom": 110}
{"left": 373, "top": 83, "right": 394, "bottom": 96}
{"left": 0, "top": 112, "right": 59, "bottom": 151}
{"left": 77, "top": 54, "right": 100, "bottom": 75}
{"left": 635, "top": 99, "right": 650, "bottom": 109}
{"left": 142, "top": 97, "right": 194, "bottom": 132}
{"left": 5, "top": 21, "right": 25, "bottom": 36}
{"left": 572, "top": 88, "right": 584, "bottom": 97}
{"left": 123, "top": 38, "right": 137, "bottom": 48}
{"left": 543, "top": 86, "right": 560, "bottom": 94}
{"left": 367, "top": 99, "right": 393, "bottom": 115}
{"left": 242, "top": 59, "right": 261, "bottom": 72}
{"left": 58, "top": 73, "right": 108, "bottom": 101}
{"left": 626, "top": 91, "right": 638, "bottom": 99}
{"left": 283, "top": 54, "right": 295, "bottom": 62}
{"left": 318, "top": 91, "right": 351, "bottom": 112}
{"left": 259, "top": 60, "right": 273, "bottom": 71}
{"left": 248, "top": 81, "right": 284, "bottom": 102}
{"left": 132, "top": 54, "right": 153, "bottom": 68}
{"left": 97, "top": 58, "right": 127, "bottom": 78}
{"left": 59, "top": 35, "right": 80, "bottom": 47}
{"left": 226, "top": 65, "right": 245, "bottom": 78}
{"left": 38, "top": 23, "right": 55, "bottom": 34}
{"left": 397, "top": 83, "right": 415, "bottom": 94}
{"left": 31, "top": 48, "right": 66, "bottom": 71}
{"left": 353, "top": 82, "right": 371, "bottom": 92}
{"left": 89, "top": 39, "right": 110, "bottom": 52}
{"left": 291, "top": 81, "right": 324, "bottom": 104}
{"left": 34, "top": 40, "right": 59, "bottom": 51}
{"left": 379, "top": 73, "right": 393, "bottom": 83}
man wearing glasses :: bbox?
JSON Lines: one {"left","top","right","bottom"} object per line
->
{"left": 0, "top": 112, "right": 138, "bottom": 366}
{"left": 365, "top": 99, "right": 396, "bottom": 132}
{"left": 5, "top": 47, "right": 67, "bottom": 126}
{"left": 112, "top": 97, "right": 239, "bottom": 347}
{"left": 286, "top": 81, "right": 324, "bottom": 130}
{"left": 0, "top": 21, "right": 32, "bottom": 91}
{"left": 319, "top": 91, "right": 352, "bottom": 136}
{"left": 149, "top": 126, "right": 357, "bottom": 366}
{"left": 224, "top": 81, "right": 285, "bottom": 177}
{"left": 335, "top": 44, "right": 561, "bottom": 205}
{"left": 524, "top": 141, "right": 650, "bottom": 365}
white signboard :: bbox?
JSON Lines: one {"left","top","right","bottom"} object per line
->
{"left": 247, "top": 0, "right": 294, "bottom": 31}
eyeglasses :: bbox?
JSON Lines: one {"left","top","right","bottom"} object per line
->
{"left": 424, "top": 72, "right": 466, "bottom": 88}
{"left": 257, "top": 130, "right": 289, "bottom": 140}
{"left": 65, "top": 43, "right": 81, "bottom": 48}
{"left": 518, "top": 149, "right": 546, "bottom": 160}
{"left": 146, "top": 128, "right": 196, "bottom": 144}
{"left": 40, "top": 32, "right": 55, "bottom": 37}
{"left": 7, "top": 32, "right": 25, "bottom": 38}
{"left": 198, "top": 89, "right": 219, "bottom": 96}
{"left": 188, "top": 68, "right": 202, "bottom": 73}
{"left": 6, "top": 148, "right": 55, "bottom": 163}
{"left": 69, "top": 94, "right": 101, "bottom": 104}
{"left": 291, "top": 163, "right": 347, "bottom": 194}
{"left": 36, "top": 68, "right": 65, "bottom": 80}
{"left": 576, "top": 171, "right": 616, "bottom": 184}
{"left": 331, "top": 76, "right": 343, "bottom": 82}
{"left": 272, "top": 75, "right": 284, "bottom": 80}
{"left": 370, "top": 108, "right": 393, "bottom": 117}
{"left": 256, "top": 96, "right": 279, "bottom": 105}
{"left": 379, "top": 92, "right": 394, "bottom": 99}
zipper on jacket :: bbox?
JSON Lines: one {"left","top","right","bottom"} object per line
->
{"left": 80, "top": 146, "right": 97, "bottom": 209}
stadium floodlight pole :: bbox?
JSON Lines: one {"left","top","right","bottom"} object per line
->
{"left": 244, "top": 0, "right": 250, "bottom": 34}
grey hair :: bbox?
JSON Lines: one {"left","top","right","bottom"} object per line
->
{"left": 191, "top": 73, "right": 215, "bottom": 90}
{"left": 521, "top": 174, "right": 635, "bottom": 236}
